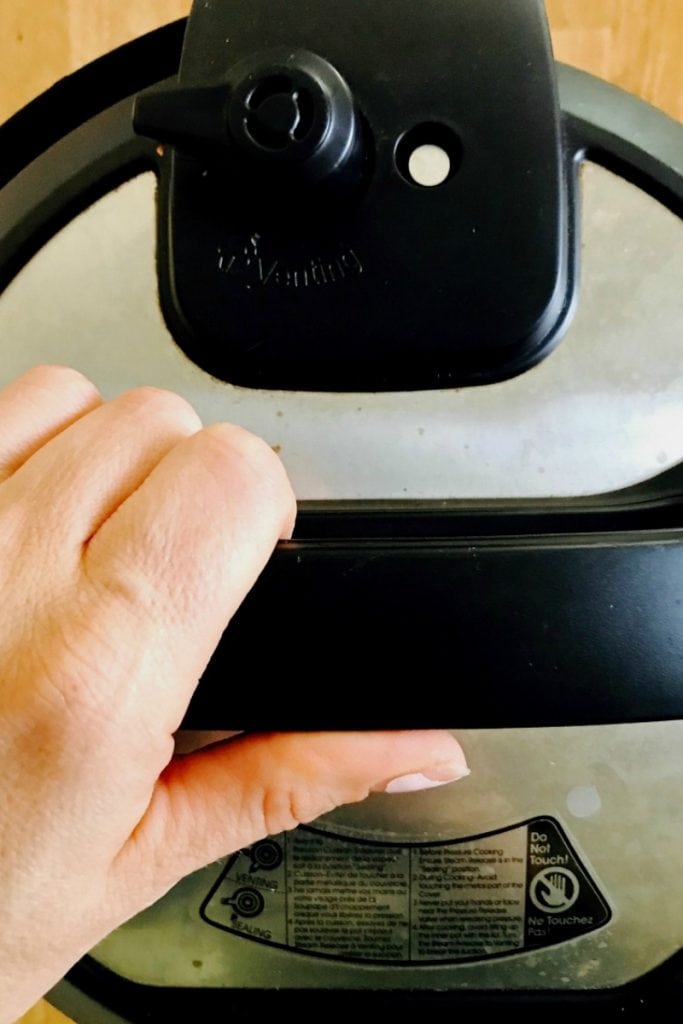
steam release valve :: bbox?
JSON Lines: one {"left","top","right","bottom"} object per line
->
{"left": 134, "top": 48, "right": 364, "bottom": 195}
{"left": 134, "top": 0, "right": 577, "bottom": 392}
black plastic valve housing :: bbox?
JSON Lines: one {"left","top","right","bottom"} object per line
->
{"left": 135, "top": 0, "right": 576, "bottom": 392}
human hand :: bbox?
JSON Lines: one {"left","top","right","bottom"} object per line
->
{"left": 0, "top": 366, "right": 468, "bottom": 1022}
{"left": 538, "top": 872, "right": 570, "bottom": 908}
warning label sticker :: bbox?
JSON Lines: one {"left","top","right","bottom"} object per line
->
{"left": 199, "top": 817, "right": 610, "bottom": 964}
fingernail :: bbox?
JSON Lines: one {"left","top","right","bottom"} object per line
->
{"left": 380, "top": 766, "right": 471, "bottom": 795}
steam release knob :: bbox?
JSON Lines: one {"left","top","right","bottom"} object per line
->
{"left": 134, "top": 48, "right": 363, "bottom": 192}
{"left": 247, "top": 90, "right": 302, "bottom": 150}
{"left": 134, "top": 0, "right": 576, "bottom": 393}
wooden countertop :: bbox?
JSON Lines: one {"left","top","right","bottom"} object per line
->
{"left": 3, "top": 2, "right": 681, "bottom": 1022}
{"left": 2, "top": 0, "right": 682, "bottom": 124}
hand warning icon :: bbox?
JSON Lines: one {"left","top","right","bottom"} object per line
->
{"left": 530, "top": 868, "right": 580, "bottom": 914}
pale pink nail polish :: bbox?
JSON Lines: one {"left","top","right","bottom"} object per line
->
{"left": 382, "top": 767, "right": 471, "bottom": 794}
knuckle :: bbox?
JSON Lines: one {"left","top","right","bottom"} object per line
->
{"left": 201, "top": 424, "right": 294, "bottom": 500}
{"left": 25, "top": 364, "right": 100, "bottom": 403}
{"left": 205, "top": 423, "right": 274, "bottom": 463}
{"left": 259, "top": 783, "right": 325, "bottom": 836}
{"left": 118, "top": 386, "right": 201, "bottom": 433}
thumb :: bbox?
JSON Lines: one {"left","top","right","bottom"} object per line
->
{"left": 113, "top": 730, "right": 469, "bottom": 906}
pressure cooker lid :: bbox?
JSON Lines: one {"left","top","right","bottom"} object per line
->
{"left": 1, "top": 5, "right": 682, "bottom": 731}
{"left": 1, "top": 1, "right": 682, "bottom": 1019}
